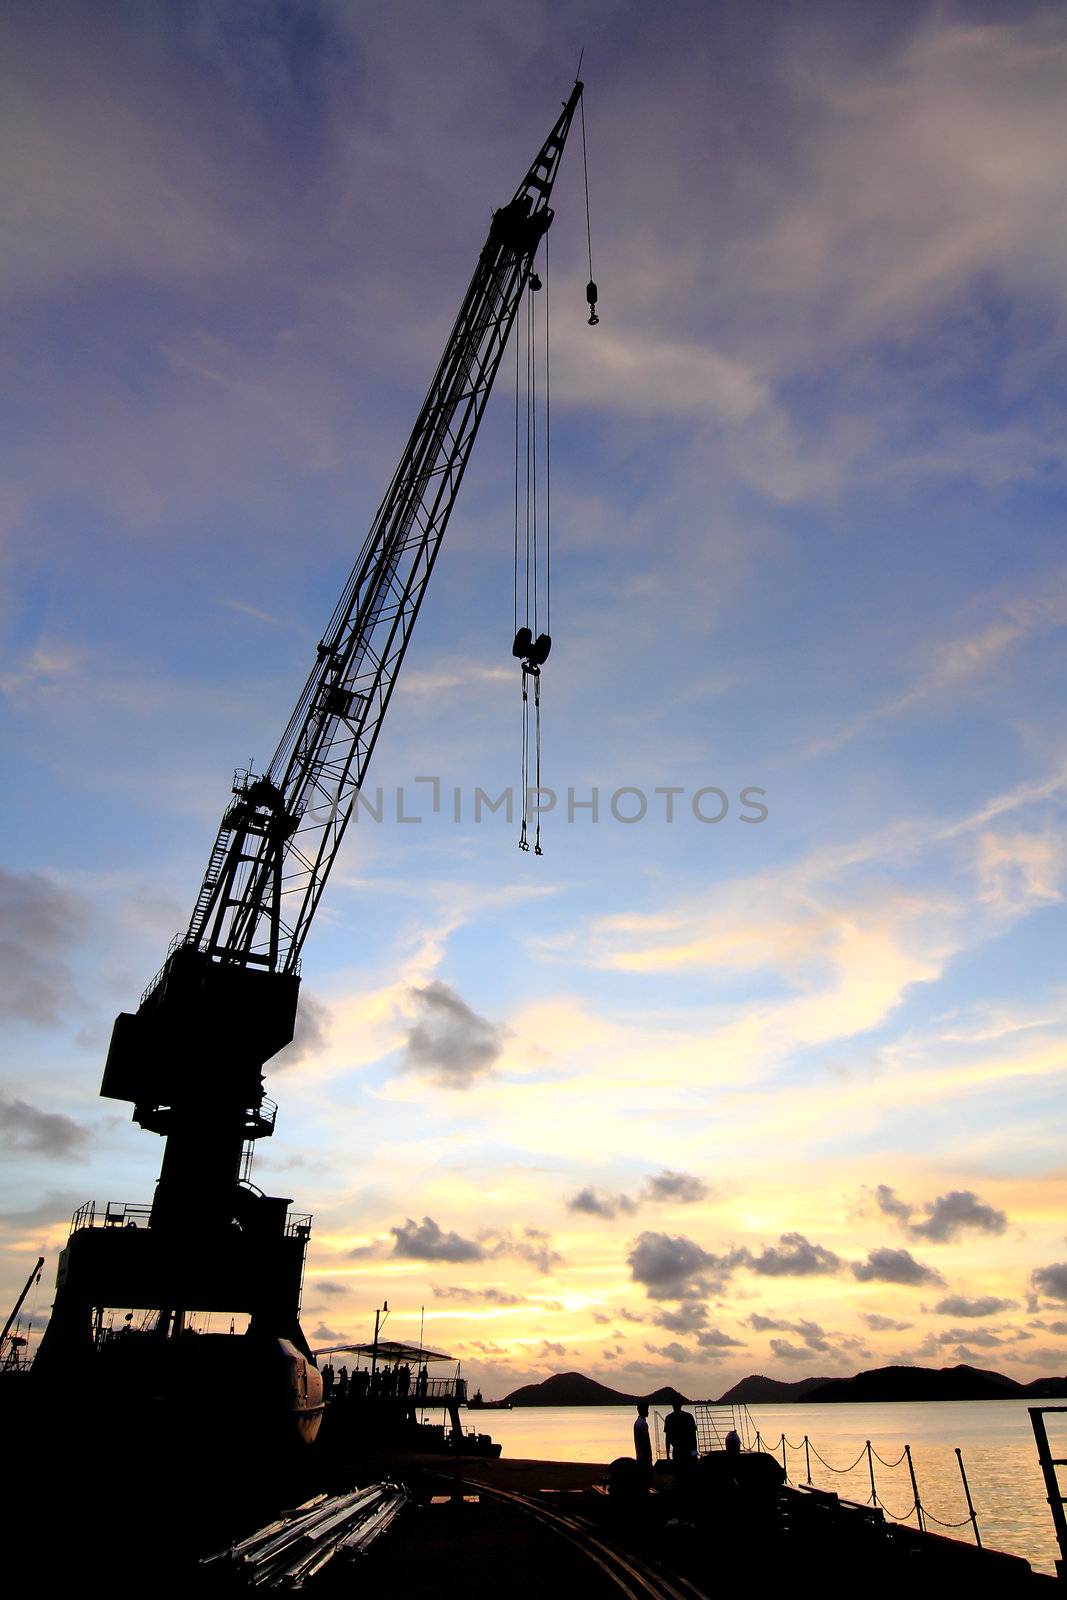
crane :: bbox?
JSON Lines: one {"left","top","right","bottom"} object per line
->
{"left": 35, "top": 83, "right": 585, "bottom": 1426}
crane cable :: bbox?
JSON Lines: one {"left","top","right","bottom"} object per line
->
{"left": 580, "top": 91, "right": 599, "bottom": 326}
{"left": 514, "top": 252, "right": 551, "bottom": 854}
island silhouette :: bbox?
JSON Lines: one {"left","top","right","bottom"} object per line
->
{"left": 503, "top": 1363, "right": 1067, "bottom": 1406}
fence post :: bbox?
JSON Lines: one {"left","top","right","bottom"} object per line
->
{"left": 866, "top": 1440, "right": 877, "bottom": 1506}
{"left": 804, "top": 1435, "right": 812, "bottom": 1485}
{"left": 905, "top": 1444, "right": 925, "bottom": 1532}
{"left": 955, "top": 1447, "right": 982, "bottom": 1547}
{"left": 756, "top": 1429, "right": 762, "bottom": 1454}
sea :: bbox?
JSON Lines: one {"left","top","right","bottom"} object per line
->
{"left": 478, "top": 1399, "right": 1065, "bottom": 1576}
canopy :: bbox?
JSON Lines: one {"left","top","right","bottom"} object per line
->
{"left": 312, "top": 1339, "right": 452, "bottom": 1364}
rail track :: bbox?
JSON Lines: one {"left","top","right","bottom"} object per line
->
{"left": 467, "top": 1481, "right": 711, "bottom": 1600}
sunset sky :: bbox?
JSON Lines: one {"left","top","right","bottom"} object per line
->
{"left": 4, "top": 0, "right": 1067, "bottom": 1397}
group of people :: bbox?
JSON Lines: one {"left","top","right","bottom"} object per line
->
{"left": 634, "top": 1400, "right": 741, "bottom": 1489}
{"left": 321, "top": 1360, "right": 430, "bottom": 1404}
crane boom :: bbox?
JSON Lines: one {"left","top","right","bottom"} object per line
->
{"left": 176, "top": 82, "right": 581, "bottom": 983}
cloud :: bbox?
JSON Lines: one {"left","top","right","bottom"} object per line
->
{"left": 431, "top": 1284, "right": 524, "bottom": 1305}
{"left": 566, "top": 1169, "right": 708, "bottom": 1219}
{"left": 310, "top": 1324, "right": 347, "bottom": 1344}
{"left": 272, "top": 991, "right": 331, "bottom": 1067}
{"left": 751, "top": 1314, "right": 833, "bottom": 1353}
{"left": 0, "top": 869, "right": 88, "bottom": 1025}
{"left": 874, "top": 1184, "right": 1007, "bottom": 1241}
{"left": 810, "top": 580, "right": 1067, "bottom": 756}
{"left": 554, "top": 328, "right": 766, "bottom": 425}
{"left": 566, "top": 1186, "right": 638, "bottom": 1220}
{"left": 390, "top": 1216, "right": 484, "bottom": 1263}
{"left": 861, "top": 1313, "right": 913, "bottom": 1332}
{"left": 538, "top": 1340, "right": 567, "bottom": 1360}
{"left": 1032, "top": 1264, "right": 1067, "bottom": 1305}
{"left": 745, "top": 1232, "right": 841, "bottom": 1277}
{"left": 348, "top": 1238, "right": 388, "bottom": 1260}
{"left": 647, "top": 1340, "right": 694, "bottom": 1364}
{"left": 643, "top": 1170, "right": 710, "bottom": 1204}
{"left": 480, "top": 1227, "right": 563, "bottom": 1274}
{"left": 0, "top": 1189, "right": 86, "bottom": 1232}
{"left": 696, "top": 1328, "right": 744, "bottom": 1351}
{"left": 873, "top": 1184, "right": 913, "bottom": 1225}
{"left": 313, "top": 1280, "right": 348, "bottom": 1297}
{"left": 910, "top": 1191, "right": 1007, "bottom": 1242}
{"left": 0, "top": 1094, "right": 88, "bottom": 1159}
{"left": 652, "top": 1303, "right": 707, "bottom": 1334}
{"left": 399, "top": 980, "right": 505, "bottom": 1088}
{"left": 627, "top": 1231, "right": 738, "bottom": 1300}
{"left": 933, "top": 1326, "right": 1008, "bottom": 1349}
{"left": 853, "top": 1247, "right": 944, "bottom": 1286}
{"left": 770, "top": 1338, "right": 822, "bottom": 1364}
{"left": 934, "top": 1295, "right": 1013, "bottom": 1319}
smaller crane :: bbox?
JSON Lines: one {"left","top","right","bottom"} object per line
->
{"left": 1, "top": 1255, "right": 42, "bottom": 1367}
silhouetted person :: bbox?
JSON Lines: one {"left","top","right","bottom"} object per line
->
{"left": 724, "top": 1427, "right": 741, "bottom": 1458}
{"left": 338, "top": 1363, "right": 349, "bottom": 1399}
{"left": 664, "top": 1400, "right": 698, "bottom": 1473}
{"left": 416, "top": 1364, "right": 428, "bottom": 1400}
{"left": 634, "top": 1401, "right": 653, "bottom": 1487}
{"left": 398, "top": 1362, "right": 410, "bottom": 1397}
{"left": 322, "top": 1362, "right": 335, "bottom": 1400}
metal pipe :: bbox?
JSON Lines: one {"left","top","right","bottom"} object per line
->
{"left": 867, "top": 1440, "right": 877, "bottom": 1506}
{"left": 905, "top": 1444, "right": 925, "bottom": 1532}
{"left": 804, "top": 1435, "right": 812, "bottom": 1485}
{"left": 955, "top": 1446, "right": 981, "bottom": 1547}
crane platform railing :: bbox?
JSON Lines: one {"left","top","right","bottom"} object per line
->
{"left": 70, "top": 1200, "right": 154, "bottom": 1233}
{"left": 68, "top": 1197, "right": 310, "bottom": 1237}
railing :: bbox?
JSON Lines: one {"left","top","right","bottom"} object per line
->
{"left": 249, "top": 1097, "right": 278, "bottom": 1136}
{"left": 141, "top": 930, "right": 187, "bottom": 1005}
{"left": 140, "top": 930, "right": 303, "bottom": 1007}
{"left": 1029, "top": 1405, "right": 1067, "bottom": 1578}
{"left": 70, "top": 1200, "right": 153, "bottom": 1232}
{"left": 654, "top": 1402, "right": 755, "bottom": 1462}
{"left": 325, "top": 1372, "right": 461, "bottom": 1403}
{"left": 70, "top": 1198, "right": 310, "bottom": 1237}
{"left": 749, "top": 1427, "right": 982, "bottom": 1546}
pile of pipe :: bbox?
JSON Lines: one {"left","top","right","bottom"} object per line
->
{"left": 202, "top": 1483, "right": 408, "bottom": 1589}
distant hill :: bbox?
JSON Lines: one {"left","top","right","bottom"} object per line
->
{"left": 1023, "top": 1376, "right": 1067, "bottom": 1399}
{"left": 717, "top": 1374, "right": 833, "bottom": 1404}
{"left": 503, "top": 1371, "right": 689, "bottom": 1407}
{"left": 645, "top": 1385, "right": 690, "bottom": 1406}
{"left": 804, "top": 1364, "right": 1021, "bottom": 1403}
{"left": 719, "top": 1363, "right": 1067, "bottom": 1404}
{"left": 503, "top": 1364, "right": 1067, "bottom": 1410}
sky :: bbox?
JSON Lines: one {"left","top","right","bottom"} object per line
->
{"left": 4, "top": 0, "right": 1067, "bottom": 1398}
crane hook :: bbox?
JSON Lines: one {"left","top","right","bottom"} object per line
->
{"left": 585, "top": 279, "right": 599, "bottom": 327}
